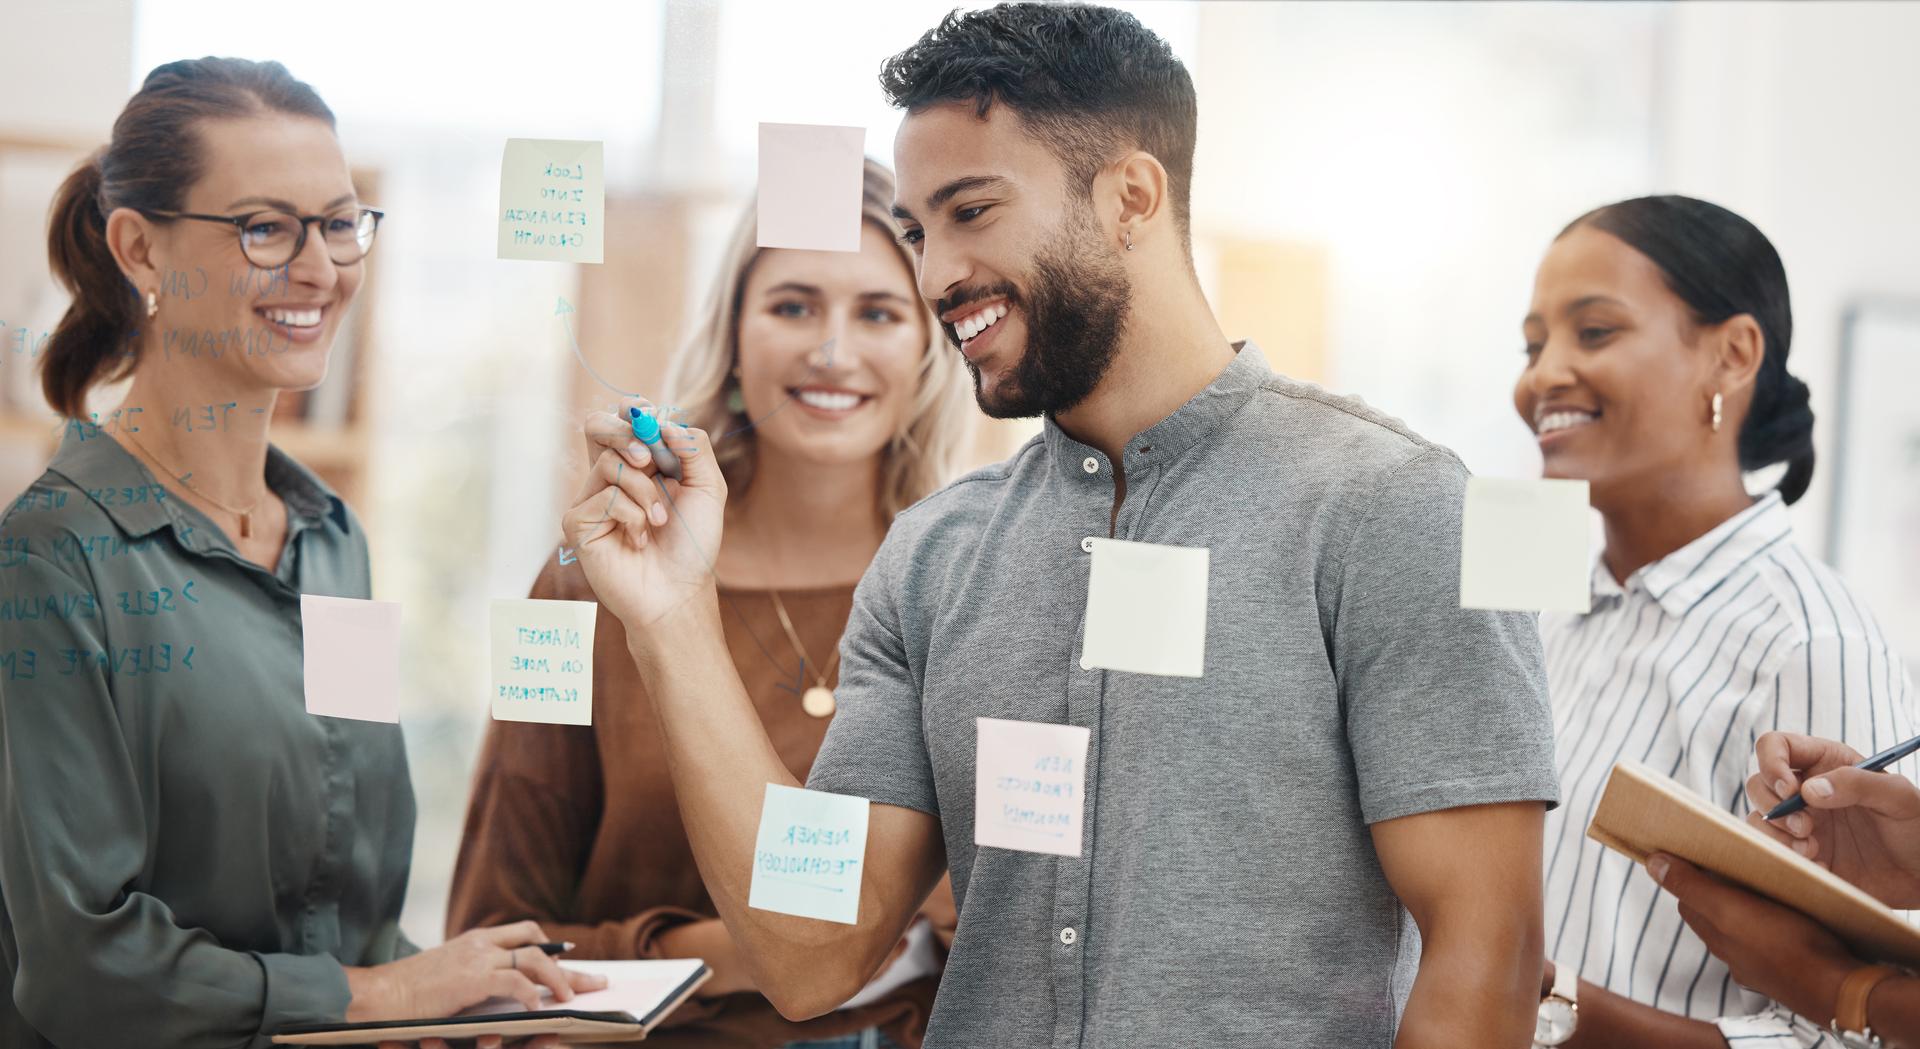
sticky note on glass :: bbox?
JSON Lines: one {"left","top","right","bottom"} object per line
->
{"left": 1460, "top": 477, "right": 1592, "bottom": 613}
{"left": 749, "top": 784, "right": 868, "bottom": 925}
{"left": 1081, "top": 538, "right": 1209, "bottom": 677}
{"left": 490, "top": 598, "right": 595, "bottom": 725}
{"left": 498, "top": 138, "right": 604, "bottom": 263}
{"left": 301, "top": 594, "right": 401, "bottom": 723}
{"left": 756, "top": 123, "right": 864, "bottom": 252}
{"left": 975, "top": 717, "right": 1091, "bottom": 857}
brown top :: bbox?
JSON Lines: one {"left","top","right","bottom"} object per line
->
{"left": 447, "top": 559, "right": 952, "bottom": 1049}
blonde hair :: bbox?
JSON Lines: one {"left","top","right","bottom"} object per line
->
{"left": 662, "top": 158, "right": 972, "bottom": 520}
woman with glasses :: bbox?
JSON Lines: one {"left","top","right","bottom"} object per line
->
{"left": 0, "top": 58, "right": 597, "bottom": 1049}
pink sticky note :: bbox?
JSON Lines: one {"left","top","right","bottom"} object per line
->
{"left": 301, "top": 594, "right": 401, "bottom": 723}
{"left": 757, "top": 122, "right": 865, "bottom": 252}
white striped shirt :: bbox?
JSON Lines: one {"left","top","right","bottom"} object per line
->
{"left": 1540, "top": 492, "right": 1919, "bottom": 1048}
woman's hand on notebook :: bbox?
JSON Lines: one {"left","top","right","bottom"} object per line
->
{"left": 1746, "top": 732, "right": 1920, "bottom": 908}
{"left": 345, "top": 921, "right": 608, "bottom": 1023}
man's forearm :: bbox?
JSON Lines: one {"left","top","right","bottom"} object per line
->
{"left": 656, "top": 918, "right": 753, "bottom": 998}
{"left": 1395, "top": 924, "right": 1540, "bottom": 1049}
{"left": 626, "top": 599, "right": 870, "bottom": 1017}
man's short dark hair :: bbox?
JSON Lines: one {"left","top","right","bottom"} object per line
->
{"left": 879, "top": 3, "right": 1198, "bottom": 253}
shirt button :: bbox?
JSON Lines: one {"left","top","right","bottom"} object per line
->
{"left": 1082, "top": 457, "right": 1098, "bottom": 474}
{"left": 1080, "top": 537, "right": 1095, "bottom": 553}
{"left": 1059, "top": 927, "right": 1078, "bottom": 945}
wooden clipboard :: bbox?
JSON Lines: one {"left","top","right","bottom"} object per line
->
{"left": 273, "top": 964, "right": 709, "bottom": 1045}
{"left": 1587, "top": 759, "right": 1920, "bottom": 968}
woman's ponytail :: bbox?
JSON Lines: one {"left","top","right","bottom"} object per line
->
{"left": 42, "top": 151, "right": 138, "bottom": 418}
{"left": 1742, "top": 370, "right": 1816, "bottom": 505}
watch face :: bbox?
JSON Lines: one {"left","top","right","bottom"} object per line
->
{"left": 1535, "top": 1000, "right": 1577, "bottom": 1045}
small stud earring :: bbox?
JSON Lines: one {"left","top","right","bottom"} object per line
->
{"left": 1711, "top": 391, "right": 1724, "bottom": 433}
{"left": 146, "top": 290, "right": 159, "bottom": 318}
{"left": 1124, "top": 231, "right": 1134, "bottom": 252}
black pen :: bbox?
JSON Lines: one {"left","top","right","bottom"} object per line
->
{"left": 1764, "top": 731, "right": 1920, "bottom": 821}
{"left": 536, "top": 941, "right": 574, "bottom": 956}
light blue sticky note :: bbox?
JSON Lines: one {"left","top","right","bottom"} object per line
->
{"left": 749, "top": 783, "right": 869, "bottom": 925}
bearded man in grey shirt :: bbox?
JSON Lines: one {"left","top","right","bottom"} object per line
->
{"left": 563, "top": 4, "right": 1560, "bottom": 1047}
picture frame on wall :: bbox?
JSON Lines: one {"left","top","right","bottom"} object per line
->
{"left": 1826, "top": 300, "right": 1920, "bottom": 676}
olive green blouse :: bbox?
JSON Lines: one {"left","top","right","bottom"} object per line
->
{"left": 0, "top": 425, "right": 416, "bottom": 1049}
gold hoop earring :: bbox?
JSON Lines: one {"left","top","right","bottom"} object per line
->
{"left": 1711, "top": 391, "right": 1724, "bottom": 433}
{"left": 146, "top": 290, "right": 159, "bottom": 319}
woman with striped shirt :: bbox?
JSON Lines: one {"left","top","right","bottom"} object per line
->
{"left": 1515, "top": 195, "right": 1917, "bottom": 1048}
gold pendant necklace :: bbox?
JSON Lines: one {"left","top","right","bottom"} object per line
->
{"left": 767, "top": 588, "right": 840, "bottom": 719}
{"left": 121, "top": 422, "right": 265, "bottom": 538}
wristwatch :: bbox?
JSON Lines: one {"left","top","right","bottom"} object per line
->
{"left": 1828, "top": 964, "right": 1900, "bottom": 1048}
{"left": 1534, "top": 959, "right": 1579, "bottom": 1047}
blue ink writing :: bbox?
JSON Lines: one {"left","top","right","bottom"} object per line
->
{"left": 4, "top": 322, "right": 52, "bottom": 359}
{"left": 0, "top": 592, "right": 100, "bottom": 621}
{"left": 160, "top": 267, "right": 208, "bottom": 301}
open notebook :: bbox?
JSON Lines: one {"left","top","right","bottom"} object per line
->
{"left": 1587, "top": 759, "right": 1920, "bottom": 968}
{"left": 274, "top": 959, "right": 710, "bottom": 1045}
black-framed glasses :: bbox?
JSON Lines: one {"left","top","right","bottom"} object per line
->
{"left": 139, "top": 206, "right": 384, "bottom": 268}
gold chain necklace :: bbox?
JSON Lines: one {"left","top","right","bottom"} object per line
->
{"left": 121, "top": 424, "right": 266, "bottom": 538}
{"left": 767, "top": 588, "right": 841, "bottom": 718}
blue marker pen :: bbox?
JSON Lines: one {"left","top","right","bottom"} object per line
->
{"left": 628, "top": 406, "right": 683, "bottom": 480}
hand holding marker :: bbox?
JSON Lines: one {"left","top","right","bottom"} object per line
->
{"left": 629, "top": 405, "right": 682, "bottom": 480}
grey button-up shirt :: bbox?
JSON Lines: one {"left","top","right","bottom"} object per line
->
{"left": 809, "top": 345, "right": 1560, "bottom": 1048}
{"left": 0, "top": 427, "right": 416, "bottom": 1049}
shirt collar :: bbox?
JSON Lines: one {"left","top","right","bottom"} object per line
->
{"left": 46, "top": 423, "right": 349, "bottom": 548}
{"left": 1598, "top": 491, "right": 1793, "bottom": 617}
{"left": 1043, "top": 340, "right": 1269, "bottom": 482}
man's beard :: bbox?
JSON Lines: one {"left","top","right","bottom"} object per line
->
{"left": 955, "top": 210, "right": 1131, "bottom": 420}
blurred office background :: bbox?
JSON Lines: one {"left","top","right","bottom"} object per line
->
{"left": 3, "top": 0, "right": 1917, "bottom": 945}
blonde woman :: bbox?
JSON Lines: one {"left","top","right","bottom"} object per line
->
{"left": 447, "top": 159, "right": 970, "bottom": 1049}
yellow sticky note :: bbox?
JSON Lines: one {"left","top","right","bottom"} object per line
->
{"left": 1460, "top": 477, "right": 1593, "bottom": 613}
{"left": 1081, "top": 538, "right": 1210, "bottom": 677}
{"left": 756, "top": 123, "right": 865, "bottom": 252}
{"left": 490, "top": 598, "right": 595, "bottom": 726}
{"left": 301, "top": 595, "right": 401, "bottom": 723}
{"left": 498, "top": 139, "right": 604, "bottom": 264}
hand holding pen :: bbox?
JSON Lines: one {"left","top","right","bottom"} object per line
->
{"left": 1743, "top": 730, "right": 1920, "bottom": 908}
{"left": 564, "top": 398, "right": 725, "bottom": 634}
